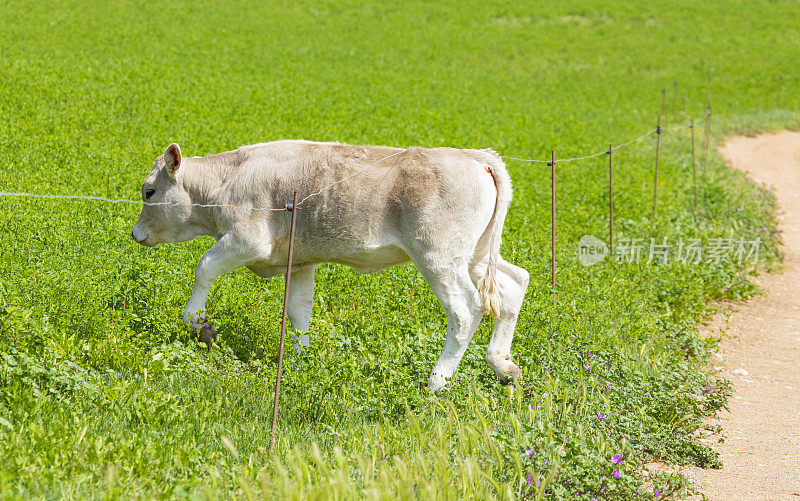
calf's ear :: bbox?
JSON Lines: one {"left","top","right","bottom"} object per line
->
{"left": 164, "top": 143, "right": 182, "bottom": 178}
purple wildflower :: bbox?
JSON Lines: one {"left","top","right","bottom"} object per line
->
{"left": 612, "top": 453, "right": 623, "bottom": 464}
{"left": 655, "top": 489, "right": 662, "bottom": 498}
{"left": 524, "top": 449, "right": 534, "bottom": 457}
{"left": 613, "top": 469, "right": 621, "bottom": 479}
{"left": 588, "top": 352, "right": 595, "bottom": 359}
{"left": 526, "top": 474, "right": 534, "bottom": 485}
{"left": 584, "top": 363, "right": 591, "bottom": 370}
{"left": 542, "top": 391, "right": 549, "bottom": 398}
{"left": 597, "top": 412, "right": 605, "bottom": 420}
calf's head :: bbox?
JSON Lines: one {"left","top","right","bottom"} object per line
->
{"left": 132, "top": 143, "right": 199, "bottom": 246}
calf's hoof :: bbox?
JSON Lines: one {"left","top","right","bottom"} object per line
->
{"left": 197, "top": 322, "right": 217, "bottom": 349}
{"left": 501, "top": 363, "right": 523, "bottom": 381}
{"left": 427, "top": 372, "right": 450, "bottom": 392}
{"left": 488, "top": 352, "right": 523, "bottom": 382}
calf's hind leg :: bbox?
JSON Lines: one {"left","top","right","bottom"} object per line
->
{"left": 414, "top": 256, "right": 485, "bottom": 391}
{"left": 470, "top": 257, "right": 529, "bottom": 380}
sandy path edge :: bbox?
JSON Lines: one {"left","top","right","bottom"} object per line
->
{"left": 687, "top": 131, "right": 800, "bottom": 500}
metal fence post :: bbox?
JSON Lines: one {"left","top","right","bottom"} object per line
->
{"left": 269, "top": 190, "right": 299, "bottom": 455}
{"left": 691, "top": 118, "right": 697, "bottom": 215}
{"left": 653, "top": 116, "right": 662, "bottom": 219}
{"left": 607, "top": 144, "right": 613, "bottom": 255}
{"left": 550, "top": 151, "right": 556, "bottom": 307}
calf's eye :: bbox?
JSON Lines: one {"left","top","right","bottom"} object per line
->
{"left": 145, "top": 188, "right": 156, "bottom": 200}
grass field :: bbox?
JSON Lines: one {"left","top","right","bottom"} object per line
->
{"left": 1, "top": 1, "right": 800, "bottom": 499}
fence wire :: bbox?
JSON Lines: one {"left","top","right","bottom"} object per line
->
{"left": 0, "top": 192, "right": 289, "bottom": 212}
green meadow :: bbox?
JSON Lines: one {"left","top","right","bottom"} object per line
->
{"left": 1, "top": 0, "right": 799, "bottom": 498}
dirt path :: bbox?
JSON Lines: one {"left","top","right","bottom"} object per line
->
{"left": 688, "top": 131, "right": 800, "bottom": 499}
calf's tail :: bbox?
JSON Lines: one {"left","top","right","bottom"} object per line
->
{"left": 478, "top": 151, "right": 513, "bottom": 318}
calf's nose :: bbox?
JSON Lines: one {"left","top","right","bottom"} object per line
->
{"left": 131, "top": 225, "right": 148, "bottom": 243}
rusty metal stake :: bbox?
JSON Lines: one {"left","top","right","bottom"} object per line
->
{"left": 653, "top": 116, "right": 662, "bottom": 219}
{"left": 269, "top": 190, "right": 299, "bottom": 455}
{"left": 550, "top": 151, "right": 556, "bottom": 308}
{"left": 607, "top": 144, "right": 613, "bottom": 255}
{"left": 702, "top": 104, "right": 712, "bottom": 180}
{"left": 691, "top": 118, "right": 697, "bottom": 216}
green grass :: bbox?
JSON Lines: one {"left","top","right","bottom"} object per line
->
{"left": 1, "top": 0, "right": 799, "bottom": 498}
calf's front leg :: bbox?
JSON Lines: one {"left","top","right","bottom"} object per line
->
{"left": 287, "top": 264, "right": 315, "bottom": 333}
{"left": 184, "top": 234, "right": 257, "bottom": 347}
{"left": 287, "top": 265, "right": 315, "bottom": 357}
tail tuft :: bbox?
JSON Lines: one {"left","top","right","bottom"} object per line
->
{"left": 476, "top": 149, "right": 512, "bottom": 320}
{"left": 478, "top": 259, "right": 501, "bottom": 318}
